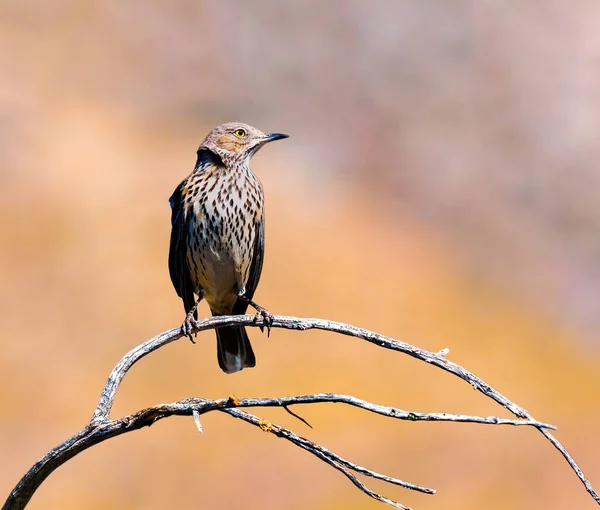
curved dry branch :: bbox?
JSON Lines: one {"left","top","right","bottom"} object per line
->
{"left": 3, "top": 391, "right": 555, "bottom": 510}
{"left": 4, "top": 314, "right": 598, "bottom": 510}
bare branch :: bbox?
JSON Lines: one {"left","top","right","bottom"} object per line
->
{"left": 4, "top": 314, "right": 598, "bottom": 510}
{"left": 223, "top": 407, "right": 425, "bottom": 508}
{"left": 232, "top": 393, "right": 556, "bottom": 429}
{"left": 92, "top": 327, "right": 182, "bottom": 422}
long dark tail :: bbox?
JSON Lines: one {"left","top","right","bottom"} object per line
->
{"left": 215, "top": 324, "right": 256, "bottom": 374}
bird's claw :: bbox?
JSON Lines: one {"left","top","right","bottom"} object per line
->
{"left": 254, "top": 308, "right": 274, "bottom": 337}
{"left": 181, "top": 314, "right": 197, "bottom": 344}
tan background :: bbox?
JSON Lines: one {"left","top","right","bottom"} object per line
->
{"left": 1, "top": 1, "right": 599, "bottom": 509}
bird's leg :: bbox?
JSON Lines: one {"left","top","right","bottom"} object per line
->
{"left": 182, "top": 297, "right": 202, "bottom": 343}
{"left": 238, "top": 292, "right": 274, "bottom": 337}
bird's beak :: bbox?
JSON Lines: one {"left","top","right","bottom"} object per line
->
{"left": 261, "top": 133, "right": 289, "bottom": 143}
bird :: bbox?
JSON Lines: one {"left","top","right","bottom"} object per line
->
{"left": 168, "top": 122, "right": 288, "bottom": 373}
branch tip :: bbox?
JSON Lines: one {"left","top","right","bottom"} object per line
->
{"left": 192, "top": 410, "right": 203, "bottom": 433}
{"left": 283, "top": 405, "right": 313, "bottom": 429}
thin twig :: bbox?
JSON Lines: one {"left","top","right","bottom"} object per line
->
{"left": 227, "top": 393, "right": 556, "bottom": 429}
{"left": 223, "top": 407, "right": 430, "bottom": 504}
{"left": 282, "top": 405, "right": 313, "bottom": 429}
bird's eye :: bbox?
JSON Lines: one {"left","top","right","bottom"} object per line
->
{"left": 234, "top": 129, "right": 247, "bottom": 138}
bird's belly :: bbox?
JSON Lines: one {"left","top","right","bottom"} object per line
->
{"left": 187, "top": 213, "right": 253, "bottom": 313}
{"left": 192, "top": 248, "right": 237, "bottom": 312}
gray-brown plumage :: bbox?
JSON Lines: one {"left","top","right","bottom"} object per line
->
{"left": 168, "top": 122, "right": 288, "bottom": 373}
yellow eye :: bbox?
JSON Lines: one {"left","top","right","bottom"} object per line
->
{"left": 234, "top": 129, "right": 247, "bottom": 138}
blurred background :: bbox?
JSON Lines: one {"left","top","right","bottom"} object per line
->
{"left": 1, "top": 1, "right": 599, "bottom": 509}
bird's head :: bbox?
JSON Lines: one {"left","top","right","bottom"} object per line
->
{"left": 200, "top": 122, "right": 288, "bottom": 164}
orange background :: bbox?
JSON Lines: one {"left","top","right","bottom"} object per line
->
{"left": 1, "top": 2, "right": 599, "bottom": 509}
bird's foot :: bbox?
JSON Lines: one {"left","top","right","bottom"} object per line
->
{"left": 181, "top": 312, "right": 198, "bottom": 344}
{"left": 254, "top": 306, "right": 274, "bottom": 337}
{"left": 238, "top": 292, "right": 274, "bottom": 337}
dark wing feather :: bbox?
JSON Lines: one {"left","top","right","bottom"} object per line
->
{"left": 168, "top": 182, "right": 196, "bottom": 315}
{"left": 169, "top": 149, "right": 224, "bottom": 317}
{"left": 232, "top": 217, "right": 265, "bottom": 316}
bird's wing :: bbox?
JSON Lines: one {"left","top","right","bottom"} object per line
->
{"left": 168, "top": 181, "right": 196, "bottom": 314}
{"left": 233, "top": 216, "right": 265, "bottom": 315}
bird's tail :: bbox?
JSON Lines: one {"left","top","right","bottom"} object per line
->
{"left": 215, "top": 324, "right": 256, "bottom": 374}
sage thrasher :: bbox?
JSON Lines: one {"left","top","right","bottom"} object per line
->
{"left": 168, "top": 122, "right": 288, "bottom": 373}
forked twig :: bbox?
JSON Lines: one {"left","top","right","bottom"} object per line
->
{"left": 3, "top": 314, "right": 597, "bottom": 510}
